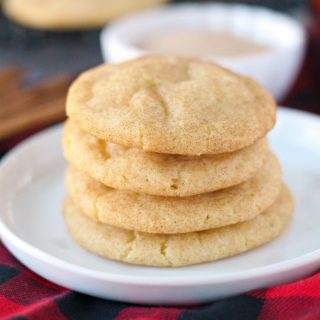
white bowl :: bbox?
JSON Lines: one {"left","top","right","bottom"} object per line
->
{"left": 101, "top": 3, "right": 306, "bottom": 101}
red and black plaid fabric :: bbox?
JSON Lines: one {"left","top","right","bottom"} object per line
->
{"left": 0, "top": 241, "right": 320, "bottom": 320}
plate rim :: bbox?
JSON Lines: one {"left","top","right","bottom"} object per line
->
{"left": 0, "top": 107, "right": 320, "bottom": 287}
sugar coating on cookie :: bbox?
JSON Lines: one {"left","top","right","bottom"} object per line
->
{"left": 3, "top": 0, "right": 166, "bottom": 30}
{"left": 67, "top": 56, "right": 276, "bottom": 155}
{"left": 63, "top": 120, "right": 269, "bottom": 197}
{"left": 63, "top": 186, "right": 293, "bottom": 267}
{"left": 66, "top": 153, "right": 282, "bottom": 234}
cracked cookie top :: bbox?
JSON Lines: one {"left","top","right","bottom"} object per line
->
{"left": 66, "top": 56, "right": 276, "bottom": 155}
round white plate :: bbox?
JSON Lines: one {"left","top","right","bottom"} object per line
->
{"left": 0, "top": 107, "right": 319, "bottom": 305}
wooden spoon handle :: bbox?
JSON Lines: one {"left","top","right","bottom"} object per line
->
{"left": 0, "top": 69, "right": 73, "bottom": 140}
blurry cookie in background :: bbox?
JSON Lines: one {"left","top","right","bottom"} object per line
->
{"left": 2, "top": 0, "right": 167, "bottom": 30}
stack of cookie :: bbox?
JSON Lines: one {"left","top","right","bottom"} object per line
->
{"left": 63, "top": 56, "right": 293, "bottom": 267}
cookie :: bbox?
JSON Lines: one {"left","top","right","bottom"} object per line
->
{"left": 3, "top": 0, "right": 166, "bottom": 30}
{"left": 63, "top": 120, "right": 269, "bottom": 197}
{"left": 66, "top": 153, "right": 282, "bottom": 233}
{"left": 63, "top": 185, "right": 293, "bottom": 267}
{"left": 66, "top": 56, "right": 276, "bottom": 155}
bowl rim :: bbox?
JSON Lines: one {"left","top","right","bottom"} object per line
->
{"left": 101, "top": 2, "right": 306, "bottom": 61}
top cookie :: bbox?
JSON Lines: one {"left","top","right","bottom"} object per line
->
{"left": 67, "top": 56, "right": 276, "bottom": 155}
{"left": 3, "top": 0, "right": 166, "bottom": 30}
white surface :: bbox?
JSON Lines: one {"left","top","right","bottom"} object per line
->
{"left": 101, "top": 3, "right": 306, "bottom": 101}
{"left": 0, "top": 107, "right": 319, "bottom": 305}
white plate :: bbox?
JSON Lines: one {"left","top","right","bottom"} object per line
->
{"left": 0, "top": 107, "right": 319, "bottom": 305}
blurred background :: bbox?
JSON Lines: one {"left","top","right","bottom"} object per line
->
{"left": 0, "top": 0, "right": 319, "bottom": 155}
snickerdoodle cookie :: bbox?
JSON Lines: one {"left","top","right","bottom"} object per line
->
{"left": 3, "top": 0, "right": 166, "bottom": 30}
{"left": 63, "top": 120, "right": 269, "bottom": 197}
{"left": 64, "top": 186, "right": 293, "bottom": 267}
{"left": 66, "top": 56, "right": 276, "bottom": 155}
{"left": 66, "top": 153, "right": 282, "bottom": 234}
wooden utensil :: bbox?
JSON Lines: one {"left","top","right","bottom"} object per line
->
{"left": 0, "top": 68, "right": 73, "bottom": 140}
